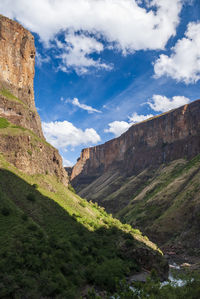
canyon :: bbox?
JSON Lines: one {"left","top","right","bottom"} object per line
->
{"left": 0, "top": 15, "right": 170, "bottom": 297}
{"left": 71, "top": 100, "right": 200, "bottom": 259}
{"left": 72, "top": 100, "right": 200, "bottom": 188}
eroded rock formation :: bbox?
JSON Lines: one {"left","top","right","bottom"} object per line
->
{"left": 0, "top": 15, "right": 68, "bottom": 185}
{"left": 71, "top": 100, "right": 200, "bottom": 257}
{"left": 71, "top": 100, "right": 200, "bottom": 189}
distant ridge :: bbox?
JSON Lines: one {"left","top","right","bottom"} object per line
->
{"left": 71, "top": 99, "right": 200, "bottom": 189}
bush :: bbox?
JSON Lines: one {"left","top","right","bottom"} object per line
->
{"left": 27, "top": 224, "right": 37, "bottom": 231}
{"left": 27, "top": 193, "right": 36, "bottom": 202}
{"left": 79, "top": 201, "right": 87, "bottom": 207}
{"left": 21, "top": 213, "right": 28, "bottom": 221}
{"left": 68, "top": 184, "right": 76, "bottom": 193}
{"left": 125, "top": 239, "right": 135, "bottom": 248}
{"left": 92, "top": 259, "right": 127, "bottom": 291}
{"left": 1, "top": 207, "right": 10, "bottom": 216}
{"left": 27, "top": 150, "right": 32, "bottom": 156}
{"left": 32, "top": 184, "right": 38, "bottom": 189}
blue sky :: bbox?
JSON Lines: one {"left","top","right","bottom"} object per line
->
{"left": 1, "top": 0, "right": 200, "bottom": 166}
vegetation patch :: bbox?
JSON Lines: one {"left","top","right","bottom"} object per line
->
{"left": 0, "top": 153, "right": 164, "bottom": 298}
{"left": 27, "top": 149, "right": 32, "bottom": 156}
{"left": 0, "top": 117, "right": 9, "bottom": 128}
{"left": 0, "top": 88, "right": 25, "bottom": 106}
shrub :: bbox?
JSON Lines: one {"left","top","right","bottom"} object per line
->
{"left": 27, "top": 150, "right": 32, "bottom": 156}
{"left": 68, "top": 184, "right": 76, "bottom": 193}
{"left": 27, "top": 193, "right": 36, "bottom": 202}
{"left": 32, "top": 184, "right": 38, "bottom": 189}
{"left": 92, "top": 259, "right": 127, "bottom": 291}
{"left": 27, "top": 224, "right": 37, "bottom": 231}
{"left": 79, "top": 201, "right": 87, "bottom": 207}
{"left": 125, "top": 239, "right": 135, "bottom": 248}
{"left": 21, "top": 213, "right": 28, "bottom": 221}
{"left": 132, "top": 228, "right": 142, "bottom": 235}
{"left": 1, "top": 207, "right": 10, "bottom": 216}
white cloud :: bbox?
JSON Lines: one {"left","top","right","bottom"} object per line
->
{"left": 104, "top": 121, "right": 132, "bottom": 137}
{"left": 128, "top": 112, "right": 153, "bottom": 123}
{"left": 42, "top": 120, "right": 101, "bottom": 150}
{"left": 71, "top": 98, "right": 101, "bottom": 113}
{"left": 62, "top": 157, "right": 73, "bottom": 167}
{"left": 57, "top": 32, "right": 111, "bottom": 74}
{"left": 35, "top": 52, "right": 50, "bottom": 67}
{"left": 104, "top": 94, "right": 190, "bottom": 137}
{"left": 148, "top": 95, "right": 190, "bottom": 112}
{"left": 154, "top": 22, "right": 200, "bottom": 84}
{"left": 0, "top": 0, "right": 182, "bottom": 72}
{"left": 105, "top": 112, "right": 153, "bottom": 137}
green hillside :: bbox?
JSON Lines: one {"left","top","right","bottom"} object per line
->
{"left": 77, "top": 153, "right": 200, "bottom": 258}
{"left": 0, "top": 153, "right": 166, "bottom": 298}
{"left": 118, "top": 154, "right": 200, "bottom": 254}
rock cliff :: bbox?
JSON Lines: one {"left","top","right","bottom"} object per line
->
{"left": 0, "top": 15, "right": 68, "bottom": 185}
{"left": 71, "top": 100, "right": 200, "bottom": 259}
{"left": 71, "top": 100, "right": 200, "bottom": 189}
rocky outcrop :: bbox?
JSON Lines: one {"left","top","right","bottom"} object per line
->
{"left": 71, "top": 100, "right": 200, "bottom": 189}
{"left": 0, "top": 15, "right": 68, "bottom": 185}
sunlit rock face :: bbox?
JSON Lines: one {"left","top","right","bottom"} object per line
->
{"left": 71, "top": 100, "right": 200, "bottom": 188}
{"left": 0, "top": 15, "right": 68, "bottom": 186}
{"left": 0, "top": 14, "right": 43, "bottom": 138}
{"left": 0, "top": 14, "right": 35, "bottom": 107}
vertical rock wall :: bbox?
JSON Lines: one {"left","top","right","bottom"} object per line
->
{"left": 0, "top": 15, "right": 68, "bottom": 186}
{"left": 71, "top": 100, "right": 200, "bottom": 187}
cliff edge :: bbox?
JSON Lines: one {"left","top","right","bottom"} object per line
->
{"left": 71, "top": 100, "right": 200, "bottom": 189}
{"left": 0, "top": 15, "right": 68, "bottom": 185}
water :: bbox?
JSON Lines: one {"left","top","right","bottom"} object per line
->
{"left": 111, "top": 262, "right": 191, "bottom": 298}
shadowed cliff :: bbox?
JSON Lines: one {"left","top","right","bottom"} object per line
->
{"left": 71, "top": 100, "right": 200, "bottom": 259}
{"left": 71, "top": 100, "right": 200, "bottom": 190}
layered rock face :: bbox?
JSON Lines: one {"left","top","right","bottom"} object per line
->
{"left": 0, "top": 15, "right": 68, "bottom": 185}
{"left": 0, "top": 14, "right": 35, "bottom": 107}
{"left": 71, "top": 100, "right": 200, "bottom": 257}
{"left": 71, "top": 100, "right": 200, "bottom": 189}
{"left": 0, "top": 14, "right": 43, "bottom": 138}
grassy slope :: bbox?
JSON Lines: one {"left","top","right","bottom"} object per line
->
{"left": 117, "top": 155, "right": 200, "bottom": 254}
{"left": 0, "top": 153, "right": 165, "bottom": 298}
{"left": 78, "top": 154, "right": 200, "bottom": 257}
{"left": 0, "top": 117, "right": 52, "bottom": 148}
{"left": 0, "top": 88, "right": 26, "bottom": 106}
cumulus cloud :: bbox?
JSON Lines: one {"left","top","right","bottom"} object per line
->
{"left": 148, "top": 95, "right": 190, "bottom": 112}
{"left": 35, "top": 52, "right": 50, "bottom": 67}
{"left": 105, "top": 113, "right": 153, "bottom": 137}
{"left": 42, "top": 120, "right": 101, "bottom": 150}
{"left": 62, "top": 157, "right": 73, "bottom": 167}
{"left": 154, "top": 22, "right": 200, "bottom": 84}
{"left": 128, "top": 112, "right": 153, "bottom": 123}
{"left": 57, "top": 32, "right": 111, "bottom": 74}
{"left": 71, "top": 98, "right": 101, "bottom": 113}
{"left": 0, "top": 0, "right": 182, "bottom": 72}
{"left": 104, "top": 121, "right": 132, "bottom": 137}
